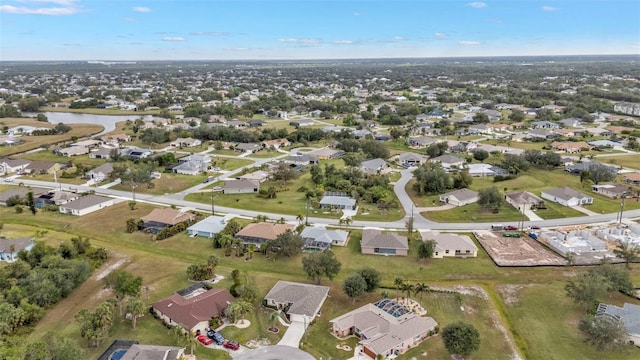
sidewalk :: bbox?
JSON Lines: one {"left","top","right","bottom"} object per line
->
{"left": 574, "top": 206, "right": 599, "bottom": 216}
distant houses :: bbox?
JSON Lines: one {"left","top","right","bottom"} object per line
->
{"left": 0, "top": 237, "right": 34, "bottom": 262}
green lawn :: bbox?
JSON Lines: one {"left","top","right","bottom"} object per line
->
{"left": 536, "top": 201, "right": 585, "bottom": 219}
{"left": 247, "top": 149, "right": 282, "bottom": 158}
{"left": 423, "top": 201, "right": 526, "bottom": 222}
{"left": 210, "top": 149, "right": 241, "bottom": 156}
{"left": 601, "top": 154, "right": 640, "bottom": 170}
{"left": 211, "top": 157, "right": 254, "bottom": 171}
{"left": 111, "top": 173, "right": 208, "bottom": 195}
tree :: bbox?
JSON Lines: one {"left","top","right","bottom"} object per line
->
{"left": 453, "top": 169, "right": 473, "bottom": 189}
{"left": 478, "top": 187, "right": 502, "bottom": 213}
{"left": 579, "top": 315, "right": 628, "bottom": 351}
{"left": 442, "top": 322, "right": 481, "bottom": 356}
{"left": 394, "top": 276, "right": 404, "bottom": 299}
{"left": 502, "top": 154, "right": 530, "bottom": 175}
{"left": 414, "top": 282, "right": 429, "bottom": 301}
{"left": 26, "top": 191, "right": 36, "bottom": 215}
{"left": 36, "top": 113, "right": 48, "bottom": 122}
{"left": 125, "top": 218, "right": 138, "bottom": 233}
{"left": 416, "top": 240, "right": 436, "bottom": 260}
{"left": 399, "top": 282, "right": 414, "bottom": 300}
{"left": 75, "top": 301, "right": 115, "bottom": 348}
{"left": 588, "top": 163, "right": 617, "bottom": 184}
{"left": 302, "top": 251, "right": 342, "bottom": 284}
{"left": 565, "top": 271, "right": 608, "bottom": 309}
{"left": 412, "top": 163, "right": 452, "bottom": 194}
{"left": 124, "top": 296, "right": 146, "bottom": 330}
{"left": 508, "top": 109, "right": 525, "bottom": 122}
{"left": 343, "top": 274, "right": 367, "bottom": 304}
{"left": 271, "top": 230, "right": 304, "bottom": 258}
{"left": 230, "top": 299, "right": 253, "bottom": 324}
{"left": 472, "top": 112, "right": 489, "bottom": 124}
{"left": 272, "top": 162, "right": 297, "bottom": 184}
{"left": 356, "top": 267, "right": 381, "bottom": 292}
{"left": 613, "top": 240, "right": 640, "bottom": 269}
{"left": 103, "top": 270, "right": 143, "bottom": 317}
{"left": 472, "top": 149, "right": 489, "bottom": 162}
{"left": 23, "top": 334, "right": 84, "bottom": 360}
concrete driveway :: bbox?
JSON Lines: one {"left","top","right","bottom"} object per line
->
{"left": 232, "top": 345, "right": 315, "bottom": 360}
{"left": 277, "top": 320, "right": 307, "bottom": 348}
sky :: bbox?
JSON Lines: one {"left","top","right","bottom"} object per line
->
{"left": 1, "top": 0, "right": 639, "bottom": 61}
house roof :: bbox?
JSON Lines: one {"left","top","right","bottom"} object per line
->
{"left": 0, "top": 237, "right": 34, "bottom": 253}
{"left": 440, "top": 188, "right": 478, "bottom": 202}
{"left": 141, "top": 208, "right": 195, "bottom": 226}
{"left": 59, "top": 194, "right": 112, "bottom": 211}
{"left": 399, "top": 152, "right": 424, "bottom": 162}
{"left": 24, "top": 160, "right": 59, "bottom": 172}
{"left": 597, "top": 303, "right": 640, "bottom": 337}
{"left": 187, "top": 216, "right": 227, "bottom": 235}
{"left": 331, "top": 299, "right": 437, "bottom": 355}
{"left": 224, "top": 179, "right": 259, "bottom": 190}
{"left": 264, "top": 281, "right": 330, "bottom": 317}
{"left": 593, "top": 184, "right": 628, "bottom": 194}
{"left": 152, "top": 288, "right": 235, "bottom": 330}
{"left": 360, "top": 158, "right": 387, "bottom": 171}
{"left": 542, "top": 187, "right": 591, "bottom": 202}
{"left": 307, "top": 147, "right": 343, "bottom": 158}
{"left": 300, "top": 226, "right": 349, "bottom": 245}
{"left": 239, "top": 170, "right": 270, "bottom": 181}
{"left": 319, "top": 195, "right": 356, "bottom": 207}
{"left": 0, "top": 158, "right": 30, "bottom": 167}
{"left": 430, "top": 154, "right": 464, "bottom": 164}
{"left": 89, "top": 163, "right": 114, "bottom": 175}
{"left": 0, "top": 187, "right": 48, "bottom": 203}
{"left": 235, "top": 223, "right": 294, "bottom": 241}
{"left": 505, "top": 191, "right": 543, "bottom": 205}
{"left": 420, "top": 231, "right": 478, "bottom": 253}
{"left": 361, "top": 229, "right": 408, "bottom": 250}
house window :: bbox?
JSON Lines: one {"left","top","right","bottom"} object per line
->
{"left": 466, "top": 250, "right": 470, "bottom": 253}
{"left": 445, "top": 250, "right": 449, "bottom": 254}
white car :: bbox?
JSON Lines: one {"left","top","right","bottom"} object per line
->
{"left": 4, "top": 177, "right": 14, "bottom": 182}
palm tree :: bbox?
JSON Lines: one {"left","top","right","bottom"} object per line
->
{"left": 125, "top": 297, "right": 146, "bottom": 330}
{"left": 399, "top": 283, "right": 414, "bottom": 300}
{"left": 172, "top": 326, "right": 196, "bottom": 356}
{"left": 394, "top": 277, "right": 404, "bottom": 299}
{"left": 296, "top": 213, "right": 305, "bottom": 225}
{"left": 269, "top": 310, "right": 281, "bottom": 331}
{"left": 343, "top": 217, "right": 353, "bottom": 228}
{"left": 414, "top": 282, "right": 429, "bottom": 302}
{"left": 232, "top": 299, "right": 253, "bottom": 325}
{"left": 338, "top": 218, "right": 345, "bottom": 230}
{"left": 9, "top": 244, "right": 15, "bottom": 261}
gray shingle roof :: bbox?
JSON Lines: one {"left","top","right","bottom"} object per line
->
{"left": 542, "top": 187, "right": 591, "bottom": 202}
{"left": 361, "top": 229, "right": 408, "bottom": 250}
{"left": 319, "top": 196, "right": 356, "bottom": 208}
{"left": 59, "top": 194, "right": 112, "bottom": 210}
{"left": 264, "top": 281, "right": 330, "bottom": 317}
{"left": 597, "top": 303, "right": 640, "bottom": 337}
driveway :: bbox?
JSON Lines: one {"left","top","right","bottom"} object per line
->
{"left": 277, "top": 320, "right": 307, "bottom": 348}
{"left": 574, "top": 206, "right": 599, "bottom": 216}
{"left": 232, "top": 345, "right": 315, "bottom": 360}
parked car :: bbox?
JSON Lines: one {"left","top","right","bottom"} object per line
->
{"left": 504, "top": 225, "right": 518, "bottom": 231}
{"left": 4, "top": 177, "right": 14, "bottom": 182}
{"left": 223, "top": 340, "right": 239, "bottom": 350}
{"left": 197, "top": 334, "right": 213, "bottom": 346}
{"left": 203, "top": 176, "right": 214, "bottom": 183}
{"left": 529, "top": 225, "right": 541, "bottom": 230}
{"left": 206, "top": 329, "right": 225, "bottom": 344}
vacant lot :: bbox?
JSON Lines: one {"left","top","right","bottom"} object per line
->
{"left": 474, "top": 230, "right": 566, "bottom": 266}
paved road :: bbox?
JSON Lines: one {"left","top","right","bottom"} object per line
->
{"left": 232, "top": 345, "right": 315, "bottom": 360}
{"left": 9, "top": 178, "right": 640, "bottom": 231}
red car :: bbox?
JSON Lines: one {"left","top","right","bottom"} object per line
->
{"left": 223, "top": 340, "right": 240, "bottom": 350}
{"left": 504, "top": 225, "right": 518, "bottom": 231}
{"left": 197, "top": 334, "right": 213, "bottom": 346}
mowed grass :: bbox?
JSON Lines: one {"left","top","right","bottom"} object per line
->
{"left": 111, "top": 173, "right": 208, "bottom": 195}
{"left": 423, "top": 201, "right": 526, "bottom": 222}
{"left": 603, "top": 154, "right": 640, "bottom": 170}
{"left": 501, "top": 282, "right": 640, "bottom": 360}
{"left": 0, "top": 119, "right": 103, "bottom": 156}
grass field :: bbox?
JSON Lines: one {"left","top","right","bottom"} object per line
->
{"left": 0, "top": 118, "right": 104, "bottom": 156}
{"left": 111, "top": 173, "right": 208, "bottom": 195}
{"left": 423, "top": 201, "right": 526, "bottom": 222}
{"left": 247, "top": 149, "right": 282, "bottom": 158}
{"left": 600, "top": 154, "right": 640, "bottom": 170}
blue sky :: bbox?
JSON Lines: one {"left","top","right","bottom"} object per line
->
{"left": 1, "top": 0, "right": 639, "bottom": 60}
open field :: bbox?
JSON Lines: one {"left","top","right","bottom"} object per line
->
{"left": 111, "top": 172, "right": 208, "bottom": 195}
{"left": 0, "top": 118, "right": 103, "bottom": 156}
{"left": 604, "top": 154, "right": 640, "bottom": 170}
{"left": 247, "top": 149, "right": 282, "bottom": 158}
{"left": 474, "top": 230, "right": 566, "bottom": 266}
{"left": 2, "top": 199, "right": 640, "bottom": 359}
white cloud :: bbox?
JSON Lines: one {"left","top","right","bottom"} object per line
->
{"left": 132, "top": 6, "right": 151, "bottom": 13}
{"left": 468, "top": 2, "right": 487, "bottom": 8}
{"left": 162, "top": 37, "right": 185, "bottom": 42}
{"left": 542, "top": 5, "right": 559, "bottom": 11}
{"left": 333, "top": 40, "right": 354, "bottom": 45}
{"left": 353, "top": 11, "right": 360, "bottom": 16}
{"left": 434, "top": 32, "right": 447, "bottom": 39}
{"left": 0, "top": 4, "right": 80, "bottom": 15}
{"left": 278, "top": 38, "right": 323, "bottom": 44}
{"left": 224, "top": 47, "right": 250, "bottom": 51}
{"left": 459, "top": 40, "right": 481, "bottom": 46}
{"left": 189, "top": 31, "right": 231, "bottom": 36}
{"left": 393, "top": 36, "right": 406, "bottom": 41}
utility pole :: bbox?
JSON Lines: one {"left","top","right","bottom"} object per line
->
{"left": 618, "top": 196, "right": 626, "bottom": 224}
{"left": 305, "top": 197, "right": 310, "bottom": 226}
{"left": 211, "top": 188, "right": 215, "bottom": 215}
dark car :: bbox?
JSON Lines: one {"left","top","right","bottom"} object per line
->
{"left": 223, "top": 340, "right": 239, "bottom": 350}
{"left": 529, "top": 225, "right": 541, "bottom": 230}
{"left": 206, "top": 329, "right": 225, "bottom": 345}
{"left": 504, "top": 225, "right": 518, "bottom": 231}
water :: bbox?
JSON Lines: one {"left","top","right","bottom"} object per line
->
{"left": 22, "top": 112, "right": 153, "bottom": 135}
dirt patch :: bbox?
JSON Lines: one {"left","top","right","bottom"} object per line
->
{"left": 495, "top": 284, "right": 530, "bottom": 306}
{"left": 96, "top": 255, "right": 128, "bottom": 280}
{"left": 474, "top": 230, "right": 565, "bottom": 266}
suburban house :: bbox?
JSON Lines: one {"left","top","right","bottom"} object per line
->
{"left": 239, "top": 170, "right": 270, "bottom": 183}
{"left": 566, "top": 161, "right": 616, "bottom": 175}
{"left": 88, "top": 147, "right": 114, "bottom": 160}
{"left": 187, "top": 215, "right": 228, "bottom": 238}
{"left": 284, "top": 154, "right": 319, "bottom": 166}
{"left": 152, "top": 285, "right": 235, "bottom": 334}
{"left": 235, "top": 222, "right": 294, "bottom": 247}
{"left": 588, "top": 139, "right": 625, "bottom": 150}
{"left": 596, "top": 303, "right": 640, "bottom": 345}
{"left": 86, "top": 163, "right": 114, "bottom": 183}
{"left": 171, "top": 137, "right": 202, "bottom": 148}
{"left": 559, "top": 117, "right": 583, "bottom": 128}
{"left": 624, "top": 173, "right": 640, "bottom": 185}
{"left": 140, "top": 208, "right": 195, "bottom": 233}
{"left": 172, "top": 154, "right": 211, "bottom": 175}
{"left": 0, "top": 187, "right": 48, "bottom": 206}
{"left": 234, "top": 142, "right": 261, "bottom": 153}
{"left": 330, "top": 298, "right": 438, "bottom": 359}
{"left": 360, "top": 158, "right": 389, "bottom": 175}
{"left": 361, "top": 229, "right": 408, "bottom": 256}
{"left": 58, "top": 194, "right": 115, "bottom": 216}
{"left": 98, "top": 341, "right": 184, "bottom": 360}
{"left": 319, "top": 195, "right": 357, "bottom": 210}
{"left": 123, "top": 148, "right": 153, "bottom": 160}
{"left": 23, "top": 160, "right": 64, "bottom": 175}
{"left": 531, "top": 120, "right": 560, "bottom": 129}
{"left": 439, "top": 188, "right": 479, "bottom": 207}
{"left": 407, "top": 136, "right": 439, "bottom": 148}
{"left": 6, "top": 125, "right": 50, "bottom": 136}
{"left": 264, "top": 281, "right": 330, "bottom": 323}
{"left": 465, "top": 163, "right": 508, "bottom": 177}
{"left": 551, "top": 141, "right": 592, "bottom": 153}
{"left": 397, "top": 152, "right": 426, "bottom": 167}
{"left": 223, "top": 179, "right": 260, "bottom": 194}
{"left": 0, "top": 158, "right": 30, "bottom": 175}
{"left": 101, "top": 133, "right": 131, "bottom": 146}
{"left": 57, "top": 146, "right": 90, "bottom": 157}
{"left": 430, "top": 155, "right": 465, "bottom": 169}
{"left": 504, "top": 191, "right": 546, "bottom": 211}
{"left": 0, "top": 237, "right": 34, "bottom": 261}
{"left": 541, "top": 187, "right": 594, "bottom": 207}
{"left": 300, "top": 226, "right": 350, "bottom": 251}
{"left": 35, "top": 190, "right": 79, "bottom": 208}
{"left": 262, "top": 138, "right": 291, "bottom": 149}
{"left": 420, "top": 230, "right": 478, "bottom": 258}
{"left": 289, "top": 118, "right": 315, "bottom": 127}
{"left": 592, "top": 184, "right": 628, "bottom": 199}
{"left": 307, "top": 147, "right": 345, "bottom": 160}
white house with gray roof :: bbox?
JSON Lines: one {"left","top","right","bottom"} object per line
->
{"left": 330, "top": 298, "right": 438, "bottom": 359}
{"left": 420, "top": 230, "right": 478, "bottom": 258}
{"left": 264, "top": 281, "right": 330, "bottom": 323}
{"left": 596, "top": 303, "right": 640, "bottom": 345}
{"left": 439, "top": 188, "right": 479, "bottom": 206}
{"left": 58, "top": 194, "right": 115, "bottom": 216}
{"left": 430, "top": 154, "right": 465, "bottom": 169}
{"left": 301, "top": 226, "right": 349, "bottom": 250}
{"left": 541, "top": 187, "right": 593, "bottom": 207}
{"left": 319, "top": 195, "right": 356, "bottom": 210}
{"left": 361, "top": 229, "right": 408, "bottom": 256}
{"left": 360, "top": 158, "right": 389, "bottom": 175}
{"left": 223, "top": 179, "right": 259, "bottom": 194}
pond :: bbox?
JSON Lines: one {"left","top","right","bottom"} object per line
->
{"left": 22, "top": 112, "right": 153, "bottom": 135}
